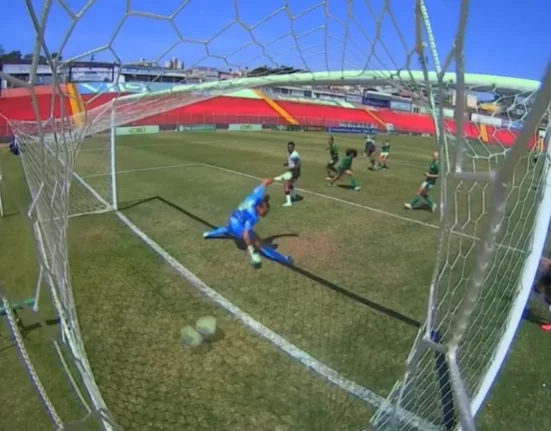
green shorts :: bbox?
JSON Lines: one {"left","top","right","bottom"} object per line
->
{"left": 337, "top": 166, "right": 351, "bottom": 174}
{"left": 421, "top": 181, "right": 434, "bottom": 192}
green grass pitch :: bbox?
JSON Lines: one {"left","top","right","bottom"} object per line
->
{"left": 0, "top": 131, "right": 550, "bottom": 430}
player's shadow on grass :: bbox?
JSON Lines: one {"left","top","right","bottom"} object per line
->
{"left": 119, "top": 196, "right": 297, "bottom": 251}
{"left": 282, "top": 263, "right": 421, "bottom": 329}
{"left": 337, "top": 185, "right": 355, "bottom": 190}
{"left": 119, "top": 196, "right": 421, "bottom": 330}
{"left": 523, "top": 308, "right": 549, "bottom": 326}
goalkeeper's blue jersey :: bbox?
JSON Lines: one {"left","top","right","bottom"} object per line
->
{"left": 230, "top": 185, "right": 266, "bottom": 232}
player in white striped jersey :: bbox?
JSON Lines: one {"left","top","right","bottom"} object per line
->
{"left": 282, "top": 141, "right": 301, "bottom": 207}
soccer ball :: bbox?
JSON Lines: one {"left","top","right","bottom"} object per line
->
{"left": 196, "top": 315, "right": 217, "bottom": 340}
{"left": 180, "top": 325, "right": 204, "bottom": 347}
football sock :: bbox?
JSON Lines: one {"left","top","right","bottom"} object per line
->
{"left": 291, "top": 187, "right": 297, "bottom": 199}
{"left": 410, "top": 196, "right": 421, "bottom": 208}
{"left": 285, "top": 194, "right": 292, "bottom": 205}
{"left": 425, "top": 196, "right": 435, "bottom": 207}
{"left": 350, "top": 178, "right": 359, "bottom": 188}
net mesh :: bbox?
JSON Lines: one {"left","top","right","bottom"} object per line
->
{"left": 1, "top": 0, "right": 551, "bottom": 430}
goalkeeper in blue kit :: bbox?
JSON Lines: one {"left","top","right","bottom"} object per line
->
{"left": 203, "top": 178, "right": 294, "bottom": 267}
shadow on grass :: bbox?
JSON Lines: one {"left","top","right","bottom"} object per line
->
{"left": 523, "top": 308, "right": 549, "bottom": 327}
{"left": 0, "top": 210, "right": 20, "bottom": 218}
{"left": 0, "top": 317, "right": 60, "bottom": 355}
{"left": 119, "top": 196, "right": 421, "bottom": 329}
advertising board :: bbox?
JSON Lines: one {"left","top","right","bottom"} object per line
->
{"left": 272, "top": 125, "right": 326, "bottom": 132}
{"left": 362, "top": 97, "right": 391, "bottom": 108}
{"left": 471, "top": 113, "right": 503, "bottom": 127}
{"left": 228, "top": 124, "right": 263, "bottom": 131}
{"left": 115, "top": 125, "right": 159, "bottom": 136}
{"left": 390, "top": 101, "right": 412, "bottom": 112}
{"left": 328, "top": 126, "right": 378, "bottom": 135}
{"left": 178, "top": 124, "right": 216, "bottom": 132}
{"left": 345, "top": 93, "right": 363, "bottom": 104}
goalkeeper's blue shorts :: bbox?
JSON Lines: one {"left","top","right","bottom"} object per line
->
{"left": 228, "top": 216, "right": 257, "bottom": 240}
{"left": 228, "top": 216, "right": 245, "bottom": 238}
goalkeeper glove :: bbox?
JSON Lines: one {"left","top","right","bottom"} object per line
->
{"left": 248, "top": 245, "right": 261, "bottom": 265}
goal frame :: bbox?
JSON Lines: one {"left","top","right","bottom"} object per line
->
{"left": 2, "top": 64, "right": 549, "bottom": 431}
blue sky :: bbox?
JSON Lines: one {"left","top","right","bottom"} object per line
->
{"left": 1, "top": 0, "right": 549, "bottom": 81}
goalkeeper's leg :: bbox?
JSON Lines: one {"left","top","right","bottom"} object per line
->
{"left": 203, "top": 215, "right": 244, "bottom": 240}
{"left": 203, "top": 226, "right": 231, "bottom": 239}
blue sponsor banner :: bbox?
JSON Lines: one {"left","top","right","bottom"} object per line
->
{"left": 507, "top": 120, "right": 524, "bottom": 131}
{"left": 328, "top": 126, "right": 378, "bottom": 135}
{"left": 390, "top": 101, "right": 412, "bottom": 112}
{"left": 362, "top": 97, "right": 390, "bottom": 108}
{"left": 345, "top": 93, "right": 363, "bottom": 103}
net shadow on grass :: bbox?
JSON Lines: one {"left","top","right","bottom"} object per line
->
{"left": 0, "top": 317, "right": 61, "bottom": 356}
{"left": 119, "top": 195, "right": 422, "bottom": 330}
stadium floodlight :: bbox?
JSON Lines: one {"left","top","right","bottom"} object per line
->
{"left": 0, "top": 0, "right": 550, "bottom": 430}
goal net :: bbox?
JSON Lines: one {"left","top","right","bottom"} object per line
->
{"left": 1, "top": 0, "right": 551, "bottom": 430}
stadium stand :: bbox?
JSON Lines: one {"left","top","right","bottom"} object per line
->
{"left": 0, "top": 85, "right": 529, "bottom": 148}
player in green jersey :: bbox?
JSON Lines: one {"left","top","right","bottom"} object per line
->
{"left": 378, "top": 135, "right": 391, "bottom": 169}
{"left": 404, "top": 152, "right": 439, "bottom": 212}
{"left": 327, "top": 148, "right": 360, "bottom": 191}
{"left": 325, "top": 136, "right": 340, "bottom": 179}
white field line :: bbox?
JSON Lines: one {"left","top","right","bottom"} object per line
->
{"left": 115, "top": 211, "right": 438, "bottom": 431}
{"left": 80, "top": 163, "right": 199, "bottom": 179}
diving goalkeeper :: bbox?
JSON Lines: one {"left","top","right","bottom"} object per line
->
{"left": 203, "top": 178, "right": 293, "bottom": 267}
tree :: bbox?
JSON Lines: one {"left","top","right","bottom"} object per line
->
{"left": 23, "top": 53, "right": 47, "bottom": 62}
{"left": 248, "top": 65, "right": 307, "bottom": 77}
{"left": 0, "top": 50, "right": 23, "bottom": 61}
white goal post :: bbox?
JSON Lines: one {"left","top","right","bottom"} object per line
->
{"left": 1, "top": 0, "right": 551, "bottom": 430}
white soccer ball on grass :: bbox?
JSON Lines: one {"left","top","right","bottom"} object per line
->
{"left": 180, "top": 325, "right": 204, "bottom": 347}
{"left": 196, "top": 315, "right": 217, "bottom": 340}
